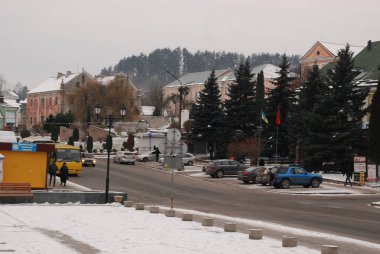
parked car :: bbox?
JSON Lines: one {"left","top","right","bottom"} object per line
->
{"left": 237, "top": 166, "right": 266, "bottom": 184}
{"left": 272, "top": 166, "right": 323, "bottom": 189}
{"left": 113, "top": 151, "right": 137, "bottom": 165}
{"left": 256, "top": 165, "right": 284, "bottom": 186}
{"left": 137, "top": 151, "right": 156, "bottom": 162}
{"left": 82, "top": 153, "right": 96, "bottom": 167}
{"left": 205, "top": 159, "right": 249, "bottom": 178}
{"left": 158, "top": 153, "right": 195, "bottom": 166}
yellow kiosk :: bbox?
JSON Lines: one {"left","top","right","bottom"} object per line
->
{"left": 0, "top": 142, "right": 55, "bottom": 189}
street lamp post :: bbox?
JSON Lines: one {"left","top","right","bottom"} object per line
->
{"left": 166, "top": 70, "right": 183, "bottom": 131}
{"left": 95, "top": 104, "right": 126, "bottom": 203}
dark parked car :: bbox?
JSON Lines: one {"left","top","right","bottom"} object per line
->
{"left": 237, "top": 166, "right": 266, "bottom": 184}
{"left": 82, "top": 153, "right": 96, "bottom": 167}
{"left": 273, "top": 166, "right": 323, "bottom": 189}
{"left": 205, "top": 159, "right": 249, "bottom": 178}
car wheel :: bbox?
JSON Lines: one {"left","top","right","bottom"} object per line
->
{"left": 243, "top": 180, "right": 249, "bottom": 184}
{"left": 303, "top": 184, "right": 310, "bottom": 188}
{"left": 252, "top": 176, "right": 257, "bottom": 184}
{"left": 281, "top": 179, "right": 291, "bottom": 189}
{"left": 216, "top": 170, "right": 224, "bottom": 178}
{"left": 261, "top": 182, "right": 267, "bottom": 186}
{"left": 187, "top": 161, "right": 193, "bottom": 166}
{"left": 132, "top": 162, "right": 135, "bottom": 165}
{"left": 274, "top": 183, "right": 280, "bottom": 189}
{"left": 92, "top": 164, "right": 95, "bottom": 167}
{"left": 143, "top": 157, "right": 148, "bottom": 162}
{"left": 311, "top": 178, "right": 320, "bottom": 188}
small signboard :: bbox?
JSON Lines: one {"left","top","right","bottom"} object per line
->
{"left": 367, "top": 164, "right": 377, "bottom": 182}
{"left": 12, "top": 143, "right": 37, "bottom": 152}
{"left": 354, "top": 156, "right": 366, "bottom": 172}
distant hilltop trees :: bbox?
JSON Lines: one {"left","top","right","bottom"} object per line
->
{"left": 100, "top": 47, "right": 300, "bottom": 89}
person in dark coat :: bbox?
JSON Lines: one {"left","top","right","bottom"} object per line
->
{"left": 60, "top": 162, "right": 69, "bottom": 186}
{"left": 344, "top": 168, "right": 353, "bottom": 187}
{"left": 153, "top": 146, "right": 161, "bottom": 162}
{"left": 48, "top": 161, "right": 58, "bottom": 186}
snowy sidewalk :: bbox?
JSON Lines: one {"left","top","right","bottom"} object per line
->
{"left": 0, "top": 203, "right": 320, "bottom": 254}
{"left": 1, "top": 203, "right": 380, "bottom": 254}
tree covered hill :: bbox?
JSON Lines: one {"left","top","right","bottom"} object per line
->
{"left": 100, "top": 47, "right": 300, "bottom": 89}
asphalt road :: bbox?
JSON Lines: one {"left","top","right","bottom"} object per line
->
{"left": 72, "top": 159, "right": 380, "bottom": 251}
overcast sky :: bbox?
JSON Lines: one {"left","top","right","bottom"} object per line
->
{"left": 0, "top": 0, "right": 379, "bottom": 88}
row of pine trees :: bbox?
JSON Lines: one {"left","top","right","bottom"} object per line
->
{"left": 190, "top": 45, "right": 379, "bottom": 173}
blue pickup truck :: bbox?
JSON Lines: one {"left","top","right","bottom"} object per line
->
{"left": 273, "top": 166, "right": 323, "bottom": 189}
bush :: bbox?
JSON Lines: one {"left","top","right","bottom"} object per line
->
{"left": 20, "top": 129, "right": 31, "bottom": 139}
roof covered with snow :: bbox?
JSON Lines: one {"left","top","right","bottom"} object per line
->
{"left": 141, "top": 106, "right": 155, "bottom": 116}
{"left": 165, "top": 69, "right": 231, "bottom": 87}
{"left": 28, "top": 72, "right": 78, "bottom": 94}
{"left": 4, "top": 99, "right": 20, "bottom": 108}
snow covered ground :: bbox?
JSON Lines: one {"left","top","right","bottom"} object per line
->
{"left": 0, "top": 203, "right": 322, "bottom": 254}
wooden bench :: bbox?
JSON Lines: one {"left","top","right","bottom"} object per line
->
{"left": 0, "top": 183, "right": 33, "bottom": 202}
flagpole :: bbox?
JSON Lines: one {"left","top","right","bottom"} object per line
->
{"left": 275, "top": 125, "right": 279, "bottom": 164}
{"left": 257, "top": 117, "right": 262, "bottom": 165}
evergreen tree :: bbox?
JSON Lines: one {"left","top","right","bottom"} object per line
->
{"left": 264, "top": 54, "right": 295, "bottom": 158}
{"left": 51, "top": 126, "right": 59, "bottom": 142}
{"left": 224, "top": 58, "right": 258, "bottom": 137}
{"left": 256, "top": 71, "right": 265, "bottom": 111}
{"left": 298, "top": 65, "right": 329, "bottom": 168}
{"left": 87, "top": 136, "right": 93, "bottom": 153}
{"left": 153, "top": 106, "right": 161, "bottom": 116}
{"left": 68, "top": 136, "right": 74, "bottom": 146}
{"left": 191, "top": 70, "right": 224, "bottom": 158}
{"left": 72, "top": 128, "right": 79, "bottom": 141}
{"left": 106, "top": 134, "right": 113, "bottom": 153}
{"left": 126, "top": 133, "right": 135, "bottom": 151}
{"left": 308, "top": 45, "right": 369, "bottom": 172}
{"left": 368, "top": 78, "right": 380, "bottom": 163}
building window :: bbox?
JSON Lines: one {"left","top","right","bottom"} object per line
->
{"left": 34, "top": 117, "right": 36, "bottom": 124}
{"left": 55, "top": 97, "right": 58, "bottom": 105}
{"left": 40, "top": 98, "right": 45, "bottom": 105}
{"left": 50, "top": 98, "right": 52, "bottom": 105}
{"left": 30, "top": 117, "right": 33, "bottom": 124}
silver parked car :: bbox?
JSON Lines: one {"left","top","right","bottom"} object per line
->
{"left": 137, "top": 151, "right": 157, "bottom": 162}
{"left": 113, "top": 151, "right": 137, "bottom": 165}
{"left": 158, "top": 153, "right": 195, "bottom": 166}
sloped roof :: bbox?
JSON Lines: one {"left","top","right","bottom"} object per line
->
{"left": 165, "top": 69, "right": 231, "bottom": 87}
{"left": 321, "top": 41, "right": 380, "bottom": 84}
{"left": 320, "top": 41, "right": 364, "bottom": 57}
{"left": 301, "top": 41, "right": 364, "bottom": 61}
{"left": 28, "top": 71, "right": 94, "bottom": 94}
{"left": 352, "top": 41, "right": 380, "bottom": 83}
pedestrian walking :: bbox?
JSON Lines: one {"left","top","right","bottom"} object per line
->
{"left": 344, "top": 168, "right": 353, "bottom": 187}
{"left": 48, "top": 161, "right": 58, "bottom": 186}
{"left": 60, "top": 162, "right": 69, "bottom": 187}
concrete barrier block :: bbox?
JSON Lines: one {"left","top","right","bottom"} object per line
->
{"left": 149, "top": 206, "right": 160, "bottom": 213}
{"left": 113, "top": 195, "right": 123, "bottom": 203}
{"left": 202, "top": 218, "right": 213, "bottom": 226}
{"left": 123, "top": 201, "right": 133, "bottom": 207}
{"left": 224, "top": 222, "right": 237, "bottom": 232}
{"left": 249, "top": 229, "right": 263, "bottom": 240}
{"left": 321, "top": 245, "right": 339, "bottom": 254}
{"left": 282, "top": 235, "right": 297, "bottom": 247}
{"left": 182, "top": 213, "right": 193, "bottom": 221}
{"left": 165, "top": 209, "right": 176, "bottom": 217}
{"left": 135, "top": 203, "right": 145, "bottom": 210}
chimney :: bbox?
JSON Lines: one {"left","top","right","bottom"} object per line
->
{"left": 66, "top": 70, "right": 72, "bottom": 77}
{"left": 0, "top": 95, "right": 4, "bottom": 103}
{"left": 57, "top": 72, "right": 64, "bottom": 79}
{"left": 367, "top": 40, "right": 372, "bottom": 50}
